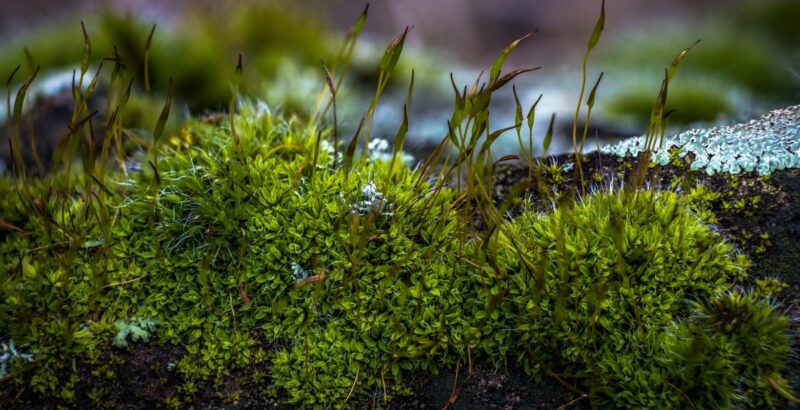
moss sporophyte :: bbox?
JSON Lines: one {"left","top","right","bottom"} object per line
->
{"left": 0, "top": 2, "right": 797, "bottom": 408}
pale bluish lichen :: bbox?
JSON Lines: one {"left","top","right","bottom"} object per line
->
{"left": 0, "top": 340, "right": 34, "bottom": 378}
{"left": 113, "top": 317, "right": 158, "bottom": 348}
{"left": 602, "top": 105, "right": 800, "bottom": 175}
{"left": 291, "top": 261, "right": 310, "bottom": 283}
{"left": 354, "top": 181, "right": 388, "bottom": 215}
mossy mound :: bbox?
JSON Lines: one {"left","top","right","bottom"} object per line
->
{"left": 112, "top": 104, "right": 479, "bottom": 404}
{"left": 0, "top": 102, "right": 481, "bottom": 405}
{"left": 0, "top": 5, "right": 797, "bottom": 403}
{"left": 0, "top": 103, "right": 795, "bottom": 406}
{"left": 488, "top": 189, "right": 791, "bottom": 408}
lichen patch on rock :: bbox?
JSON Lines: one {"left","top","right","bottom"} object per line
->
{"left": 604, "top": 104, "right": 800, "bottom": 175}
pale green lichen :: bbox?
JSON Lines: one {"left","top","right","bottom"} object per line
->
{"left": 290, "top": 261, "right": 310, "bottom": 283}
{"left": 602, "top": 105, "right": 800, "bottom": 175}
{"left": 0, "top": 340, "right": 34, "bottom": 378}
{"left": 113, "top": 318, "right": 158, "bottom": 348}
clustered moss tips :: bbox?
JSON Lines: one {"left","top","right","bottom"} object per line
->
{"left": 493, "top": 190, "right": 778, "bottom": 407}
{"left": 669, "top": 290, "right": 794, "bottom": 408}
{"left": 0, "top": 341, "right": 34, "bottom": 379}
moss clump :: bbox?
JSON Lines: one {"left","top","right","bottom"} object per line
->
{"left": 104, "top": 102, "right": 476, "bottom": 402}
{"left": 0, "top": 175, "right": 112, "bottom": 396}
{"left": 488, "top": 189, "right": 790, "bottom": 407}
{"left": 668, "top": 290, "right": 793, "bottom": 408}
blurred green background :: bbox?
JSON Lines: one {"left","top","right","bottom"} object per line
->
{"left": 0, "top": 0, "right": 798, "bottom": 167}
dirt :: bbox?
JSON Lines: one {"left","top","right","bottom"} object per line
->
{"left": 392, "top": 363, "right": 578, "bottom": 410}
{"left": 1, "top": 346, "right": 578, "bottom": 409}
{"left": 3, "top": 342, "right": 289, "bottom": 409}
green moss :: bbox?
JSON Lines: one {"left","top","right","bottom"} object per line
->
{"left": 1, "top": 101, "right": 795, "bottom": 406}
{"left": 669, "top": 290, "right": 793, "bottom": 408}
{"left": 491, "top": 189, "right": 783, "bottom": 407}
{"left": 92, "top": 102, "right": 474, "bottom": 401}
{"left": 0, "top": 7, "right": 796, "bottom": 407}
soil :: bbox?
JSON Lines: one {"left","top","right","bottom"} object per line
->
{"left": 392, "top": 363, "right": 577, "bottom": 410}
{"left": 1, "top": 345, "right": 580, "bottom": 409}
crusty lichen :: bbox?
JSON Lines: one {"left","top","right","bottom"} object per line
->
{"left": 603, "top": 104, "right": 800, "bottom": 175}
